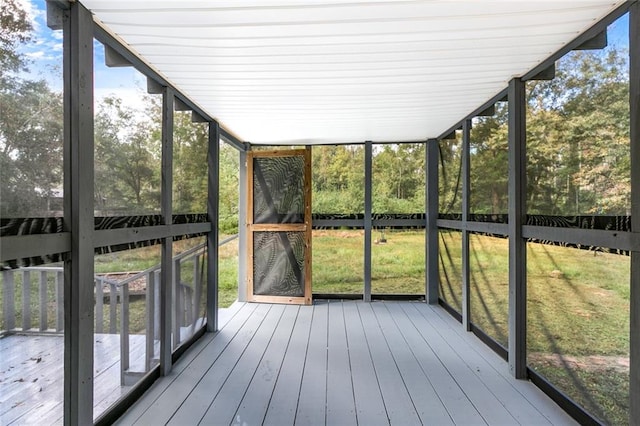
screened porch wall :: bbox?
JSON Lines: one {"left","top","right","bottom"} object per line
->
{"left": 432, "top": 10, "right": 637, "bottom": 425}
{"left": 0, "top": 1, "right": 638, "bottom": 425}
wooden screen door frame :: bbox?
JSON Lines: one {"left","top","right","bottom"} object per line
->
{"left": 247, "top": 148, "right": 312, "bottom": 305}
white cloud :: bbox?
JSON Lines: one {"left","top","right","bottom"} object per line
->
{"left": 25, "top": 50, "right": 45, "bottom": 59}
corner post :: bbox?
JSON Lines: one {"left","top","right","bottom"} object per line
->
{"left": 508, "top": 77, "right": 527, "bottom": 379}
{"left": 238, "top": 146, "right": 249, "bottom": 302}
{"left": 426, "top": 138, "right": 439, "bottom": 304}
{"left": 629, "top": 1, "right": 639, "bottom": 422}
{"left": 160, "top": 87, "right": 174, "bottom": 375}
{"left": 63, "top": 2, "right": 94, "bottom": 424}
{"left": 461, "top": 119, "right": 472, "bottom": 330}
{"left": 364, "top": 141, "right": 373, "bottom": 302}
{"left": 207, "top": 121, "right": 220, "bottom": 332}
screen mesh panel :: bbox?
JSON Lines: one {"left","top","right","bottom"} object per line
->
{"left": 253, "top": 156, "right": 305, "bottom": 224}
{"left": 253, "top": 231, "right": 306, "bottom": 297}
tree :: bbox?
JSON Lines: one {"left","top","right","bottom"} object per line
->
{"left": 219, "top": 142, "right": 239, "bottom": 233}
{"left": 0, "top": 0, "right": 32, "bottom": 73}
{"left": 0, "top": 79, "right": 63, "bottom": 216}
{"left": 373, "top": 144, "right": 424, "bottom": 213}
{"left": 439, "top": 137, "right": 463, "bottom": 214}
{"left": 94, "top": 96, "right": 160, "bottom": 214}
{"left": 525, "top": 49, "right": 630, "bottom": 215}
{"left": 0, "top": 1, "right": 64, "bottom": 217}
{"left": 468, "top": 105, "right": 509, "bottom": 214}
{"left": 172, "top": 111, "right": 208, "bottom": 213}
{"left": 468, "top": 48, "right": 630, "bottom": 216}
{"left": 312, "top": 145, "right": 364, "bottom": 213}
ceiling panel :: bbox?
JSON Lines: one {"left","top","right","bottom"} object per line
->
{"left": 81, "top": 0, "right": 625, "bottom": 144}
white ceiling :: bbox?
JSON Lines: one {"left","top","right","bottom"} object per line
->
{"left": 81, "top": 0, "right": 625, "bottom": 145}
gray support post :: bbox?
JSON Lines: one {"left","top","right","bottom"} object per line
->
{"left": 426, "top": 139, "right": 439, "bottom": 304}
{"left": 364, "top": 141, "right": 373, "bottom": 302}
{"left": 62, "top": 2, "right": 94, "bottom": 424}
{"left": 461, "top": 119, "right": 472, "bottom": 331}
{"left": 22, "top": 271, "right": 31, "bottom": 330}
{"left": 160, "top": 87, "right": 174, "bottom": 376}
{"left": 39, "top": 271, "right": 48, "bottom": 331}
{"left": 3, "top": 271, "right": 15, "bottom": 330}
{"left": 238, "top": 148, "right": 248, "bottom": 302}
{"left": 207, "top": 121, "right": 220, "bottom": 331}
{"left": 629, "top": 1, "right": 639, "bottom": 423}
{"left": 172, "top": 259, "right": 181, "bottom": 349}
{"left": 508, "top": 77, "right": 527, "bottom": 379}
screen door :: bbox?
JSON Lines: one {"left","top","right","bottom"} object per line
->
{"left": 247, "top": 148, "right": 312, "bottom": 304}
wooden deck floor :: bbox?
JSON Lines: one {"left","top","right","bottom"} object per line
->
{"left": 0, "top": 333, "right": 143, "bottom": 425}
{"left": 116, "top": 300, "right": 576, "bottom": 426}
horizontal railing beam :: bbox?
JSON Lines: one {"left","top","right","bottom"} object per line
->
{"left": 523, "top": 225, "right": 639, "bottom": 252}
{"left": 437, "top": 220, "right": 509, "bottom": 236}
{"left": 93, "top": 223, "right": 211, "bottom": 249}
{"left": 0, "top": 233, "right": 70, "bottom": 263}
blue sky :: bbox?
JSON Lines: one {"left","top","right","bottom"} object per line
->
{"left": 18, "top": 0, "right": 149, "bottom": 108}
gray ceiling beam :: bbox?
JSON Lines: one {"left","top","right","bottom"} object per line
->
{"left": 104, "top": 44, "right": 132, "bottom": 68}
{"left": 574, "top": 30, "right": 608, "bottom": 50}
{"left": 526, "top": 63, "right": 555, "bottom": 81}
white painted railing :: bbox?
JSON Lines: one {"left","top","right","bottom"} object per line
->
{"left": 1, "top": 234, "right": 238, "bottom": 385}
{"left": 1, "top": 267, "right": 65, "bottom": 333}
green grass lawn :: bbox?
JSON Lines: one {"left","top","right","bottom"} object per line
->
{"left": 312, "top": 229, "right": 425, "bottom": 294}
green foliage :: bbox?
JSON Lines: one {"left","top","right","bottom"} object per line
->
{"left": 527, "top": 49, "right": 630, "bottom": 215}
{"left": 0, "top": 0, "right": 63, "bottom": 217}
{"left": 312, "top": 145, "right": 364, "bottom": 213}
{"left": 373, "top": 144, "right": 425, "bottom": 213}
{"left": 444, "top": 49, "right": 631, "bottom": 216}
{"left": 0, "top": 0, "right": 32, "bottom": 73}
{"left": 218, "top": 143, "right": 239, "bottom": 234}
{"left": 312, "top": 143, "right": 426, "bottom": 214}
{"left": 0, "top": 75, "right": 63, "bottom": 217}
{"left": 439, "top": 138, "right": 462, "bottom": 214}
{"left": 172, "top": 111, "right": 209, "bottom": 214}
{"left": 469, "top": 105, "right": 509, "bottom": 214}
{"left": 94, "top": 96, "right": 161, "bottom": 214}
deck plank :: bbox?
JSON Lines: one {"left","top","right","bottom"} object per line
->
{"left": 402, "top": 302, "right": 520, "bottom": 425}
{"left": 356, "top": 302, "right": 422, "bottom": 425}
{"left": 342, "top": 300, "right": 388, "bottom": 426}
{"left": 162, "top": 303, "right": 271, "bottom": 425}
{"left": 4, "top": 301, "right": 581, "bottom": 425}
{"left": 384, "top": 302, "right": 485, "bottom": 425}
{"left": 0, "top": 334, "right": 147, "bottom": 425}
{"left": 294, "top": 301, "right": 329, "bottom": 426}
{"left": 125, "top": 303, "right": 259, "bottom": 425}
{"left": 326, "top": 300, "right": 357, "bottom": 426}
{"left": 116, "top": 303, "right": 254, "bottom": 425}
{"left": 413, "top": 302, "right": 554, "bottom": 425}
{"left": 371, "top": 302, "right": 455, "bottom": 425}
{"left": 232, "top": 305, "right": 300, "bottom": 425}
{"left": 262, "top": 305, "right": 313, "bottom": 426}
{"left": 0, "top": 338, "right": 64, "bottom": 418}
{"left": 426, "top": 302, "right": 576, "bottom": 425}
{"left": 198, "top": 304, "right": 286, "bottom": 425}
